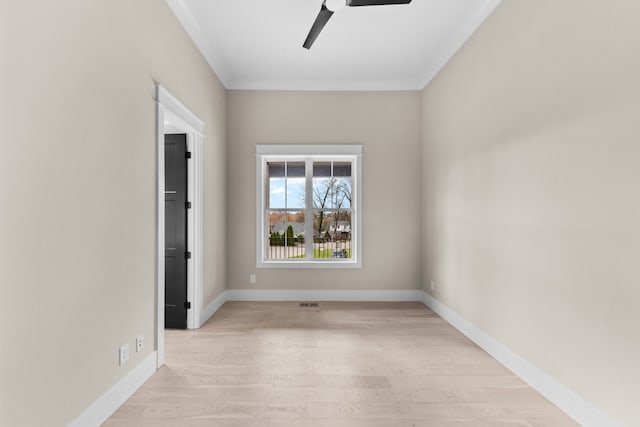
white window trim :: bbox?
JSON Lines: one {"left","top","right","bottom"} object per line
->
{"left": 256, "top": 144, "right": 363, "bottom": 269}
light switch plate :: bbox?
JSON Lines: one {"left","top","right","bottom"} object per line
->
{"left": 119, "top": 343, "right": 130, "bottom": 366}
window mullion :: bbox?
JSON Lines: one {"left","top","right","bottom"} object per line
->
{"left": 304, "top": 159, "right": 314, "bottom": 260}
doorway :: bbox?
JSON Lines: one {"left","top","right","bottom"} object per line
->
{"left": 156, "top": 85, "right": 204, "bottom": 367}
{"left": 165, "top": 134, "right": 189, "bottom": 329}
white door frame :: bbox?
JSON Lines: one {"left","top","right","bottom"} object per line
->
{"left": 156, "top": 84, "right": 204, "bottom": 368}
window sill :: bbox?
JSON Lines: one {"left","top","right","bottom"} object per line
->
{"left": 257, "top": 260, "right": 361, "bottom": 269}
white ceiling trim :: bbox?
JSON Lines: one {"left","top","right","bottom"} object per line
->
{"left": 224, "top": 76, "right": 424, "bottom": 92}
{"left": 166, "top": 0, "right": 232, "bottom": 86}
{"left": 418, "top": 0, "right": 502, "bottom": 89}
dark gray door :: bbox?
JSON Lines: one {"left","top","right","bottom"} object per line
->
{"left": 165, "top": 134, "right": 188, "bottom": 329}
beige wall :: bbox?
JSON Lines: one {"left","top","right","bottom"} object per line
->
{"left": 227, "top": 91, "right": 422, "bottom": 291}
{"left": 421, "top": 0, "right": 640, "bottom": 424}
{"left": 0, "top": 1, "right": 226, "bottom": 425}
{"left": 2, "top": 0, "right": 637, "bottom": 424}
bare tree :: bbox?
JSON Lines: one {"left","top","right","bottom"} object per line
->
{"left": 332, "top": 179, "right": 352, "bottom": 239}
{"left": 268, "top": 211, "right": 287, "bottom": 233}
{"left": 312, "top": 177, "right": 352, "bottom": 238}
{"left": 312, "top": 177, "right": 334, "bottom": 238}
{"left": 338, "top": 179, "right": 352, "bottom": 206}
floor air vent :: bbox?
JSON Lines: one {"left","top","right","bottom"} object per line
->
{"left": 300, "top": 302, "right": 319, "bottom": 307}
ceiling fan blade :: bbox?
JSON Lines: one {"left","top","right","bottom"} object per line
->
{"left": 303, "top": 4, "right": 334, "bottom": 49}
{"left": 347, "top": 0, "right": 412, "bottom": 6}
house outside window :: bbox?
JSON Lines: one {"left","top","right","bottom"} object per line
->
{"left": 256, "top": 145, "right": 362, "bottom": 268}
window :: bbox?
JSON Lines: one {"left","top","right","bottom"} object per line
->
{"left": 256, "top": 145, "right": 362, "bottom": 268}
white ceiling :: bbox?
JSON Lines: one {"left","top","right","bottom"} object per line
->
{"left": 166, "top": 0, "right": 501, "bottom": 91}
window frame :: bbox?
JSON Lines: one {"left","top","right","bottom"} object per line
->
{"left": 256, "top": 144, "right": 363, "bottom": 269}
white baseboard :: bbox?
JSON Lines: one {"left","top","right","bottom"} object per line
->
{"left": 199, "top": 290, "right": 228, "bottom": 327}
{"left": 69, "top": 351, "right": 157, "bottom": 427}
{"left": 421, "top": 292, "right": 620, "bottom": 427}
{"left": 225, "top": 289, "right": 424, "bottom": 302}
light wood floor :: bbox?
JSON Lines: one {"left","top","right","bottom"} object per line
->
{"left": 105, "top": 302, "right": 577, "bottom": 426}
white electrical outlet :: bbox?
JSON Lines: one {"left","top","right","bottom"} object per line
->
{"left": 430, "top": 279, "right": 435, "bottom": 291}
{"left": 136, "top": 335, "right": 143, "bottom": 353}
{"left": 250, "top": 274, "right": 256, "bottom": 284}
{"left": 119, "top": 343, "right": 130, "bottom": 366}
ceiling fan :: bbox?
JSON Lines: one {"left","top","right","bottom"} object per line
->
{"left": 303, "top": 0, "right": 412, "bottom": 49}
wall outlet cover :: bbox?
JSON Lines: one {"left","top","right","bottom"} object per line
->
{"left": 136, "top": 335, "right": 143, "bottom": 353}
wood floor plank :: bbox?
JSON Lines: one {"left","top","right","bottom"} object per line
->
{"left": 273, "top": 375, "right": 391, "bottom": 389}
{"left": 104, "top": 302, "right": 577, "bottom": 426}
